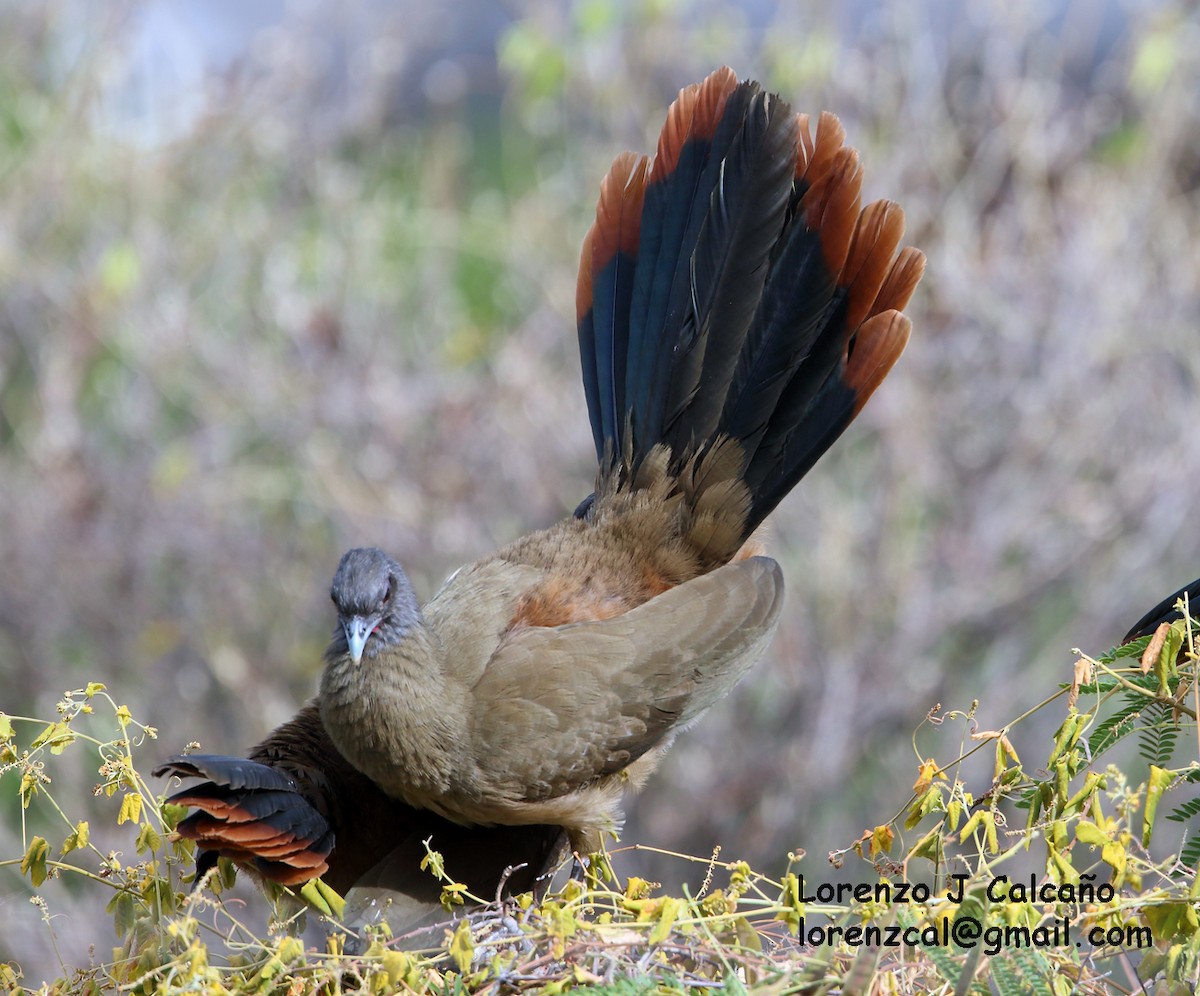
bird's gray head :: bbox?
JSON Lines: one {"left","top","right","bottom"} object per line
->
{"left": 328, "top": 547, "right": 418, "bottom": 664}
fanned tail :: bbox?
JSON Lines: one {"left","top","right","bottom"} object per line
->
{"left": 155, "top": 754, "right": 335, "bottom": 887}
{"left": 575, "top": 68, "right": 925, "bottom": 561}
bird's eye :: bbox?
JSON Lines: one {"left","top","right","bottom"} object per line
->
{"left": 381, "top": 577, "right": 395, "bottom": 606}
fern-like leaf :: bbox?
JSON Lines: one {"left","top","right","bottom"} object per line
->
{"left": 990, "top": 946, "right": 1059, "bottom": 996}
{"left": 1180, "top": 834, "right": 1200, "bottom": 872}
{"left": 1137, "top": 702, "right": 1179, "bottom": 768}
{"left": 1166, "top": 797, "right": 1200, "bottom": 824}
{"left": 1088, "top": 694, "right": 1148, "bottom": 757}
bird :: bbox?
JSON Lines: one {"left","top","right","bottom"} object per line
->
{"left": 316, "top": 65, "right": 925, "bottom": 859}
{"left": 1123, "top": 576, "right": 1200, "bottom": 643}
{"left": 159, "top": 65, "right": 923, "bottom": 907}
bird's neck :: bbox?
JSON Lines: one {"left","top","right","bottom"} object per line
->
{"left": 319, "top": 613, "right": 469, "bottom": 806}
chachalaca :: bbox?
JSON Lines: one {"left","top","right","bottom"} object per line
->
{"left": 1124, "top": 576, "right": 1200, "bottom": 643}
{"left": 318, "top": 66, "right": 925, "bottom": 858}
{"left": 159, "top": 66, "right": 923, "bottom": 900}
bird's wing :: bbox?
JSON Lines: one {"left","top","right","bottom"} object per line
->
{"left": 471, "top": 555, "right": 784, "bottom": 800}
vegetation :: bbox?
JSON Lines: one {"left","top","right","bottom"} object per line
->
{"left": 4, "top": 608, "right": 1200, "bottom": 992}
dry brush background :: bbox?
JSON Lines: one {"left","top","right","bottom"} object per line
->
{"left": 1, "top": 0, "right": 1198, "bottom": 980}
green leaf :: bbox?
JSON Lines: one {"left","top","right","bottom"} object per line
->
{"left": 134, "top": 822, "right": 160, "bottom": 854}
{"left": 30, "top": 720, "right": 74, "bottom": 754}
{"left": 21, "top": 836, "right": 49, "bottom": 885}
{"left": 19, "top": 770, "right": 39, "bottom": 807}
{"left": 440, "top": 881, "right": 469, "bottom": 911}
{"left": 300, "top": 878, "right": 345, "bottom": 918}
{"left": 61, "top": 820, "right": 90, "bottom": 856}
{"left": 107, "top": 888, "right": 137, "bottom": 939}
{"left": 449, "top": 918, "right": 474, "bottom": 974}
{"left": 909, "top": 826, "right": 943, "bottom": 863}
{"left": 649, "top": 896, "right": 680, "bottom": 945}
{"left": 1074, "top": 820, "right": 1109, "bottom": 848}
{"left": 1155, "top": 624, "right": 1184, "bottom": 693}
{"left": 775, "top": 872, "right": 804, "bottom": 934}
{"left": 1046, "top": 714, "right": 1079, "bottom": 769}
{"left": 1144, "top": 765, "right": 1174, "bottom": 846}
{"left": 419, "top": 846, "right": 446, "bottom": 880}
{"left": 1101, "top": 840, "right": 1127, "bottom": 882}
{"left": 117, "top": 792, "right": 142, "bottom": 825}
{"left": 1145, "top": 902, "right": 1200, "bottom": 942}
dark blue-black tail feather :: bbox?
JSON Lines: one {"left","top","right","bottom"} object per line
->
{"left": 577, "top": 68, "right": 924, "bottom": 550}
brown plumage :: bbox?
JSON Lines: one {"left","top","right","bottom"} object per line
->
{"left": 317, "top": 68, "right": 925, "bottom": 856}
{"left": 155, "top": 706, "right": 565, "bottom": 905}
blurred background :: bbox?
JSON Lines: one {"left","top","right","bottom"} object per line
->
{"left": 2, "top": 0, "right": 1199, "bottom": 980}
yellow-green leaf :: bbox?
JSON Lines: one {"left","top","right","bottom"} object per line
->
{"left": 0, "top": 714, "right": 12, "bottom": 740}
{"left": 905, "top": 785, "right": 944, "bottom": 830}
{"left": 1074, "top": 820, "right": 1109, "bottom": 848}
{"left": 135, "top": 822, "right": 161, "bottom": 854}
{"left": 315, "top": 877, "right": 345, "bottom": 919}
{"left": 1063, "top": 771, "right": 1104, "bottom": 816}
{"left": 1055, "top": 757, "right": 1071, "bottom": 802}
{"left": 381, "top": 950, "right": 412, "bottom": 988}
{"left": 84, "top": 682, "right": 106, "bottom": 697}
{"left": 440, "top": 881, "right": 469, "bottom": 911}
{"left": 30, "top": 721, "right": 74, "bottom": 754}
{"left": 1145, "top": 903, "right": 1200, "bottom": 942}
{"left": 19, "top": 770, "right": 40, "bottom": 807}
{"left": 649, "top": 896, "right": 680, "bottom": 944}
{"left": 21, "top": 836, "right": 49, "bottom": 886}
{"left": 586, "top": 849, "right": 615, "bottom": 887}
{"left": 449, "top": 918, "right": 474, "bottom": 974}
{"left": 300, "top": 878, "right": 346, "bottom": 918}
{"left": 1047, "top": 714, "right": 1078, "bottom": 769}
{"left": 946, "top": 798, "right": 962, "bottom": 833}
{"left": 61, "top": 821, "right": 90, "bottom": 856}
{"left": 543, "top": 902, "right": 579, "bottom": 958}
{"left": 733, "top": 915, "right": 763, "bottom": 953}
{"left": 909, "top": 826, "right": 943, "bottom": 863}
{"left": 1143, "top": 765, "right": 1173, "bottom": 847}
{"left": 107, "top": 891, "right": 136, "bottom": 939}
{"left": 775, "top": 872, "right": 804, "bottom": 935}
{"left": 1101, "top": 840, "right": 1127, "bottom": 883}
{"left": 958, "top": 809, "right": 983, "bottom": 844}
{"left": 625, "top": 876, "right": 653, "bottom": 900}
{"left": 419, "top": 847, "right": 446, "bottom": 880}
{"left": 869, "top": 824, "right": 894, "bottom": 857}
{"left": 1155, "top": 625, "right": 1184, "bottom": 693}
{"left": 117, "top": 792, "right": 142, "bottom": 825}
{"left": 1047, "top": 844, "right": 1076, "bottom": 883}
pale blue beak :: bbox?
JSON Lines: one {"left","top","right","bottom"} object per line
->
{"left": 343, "top": 616, "right": 375, "bottom": 664}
